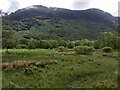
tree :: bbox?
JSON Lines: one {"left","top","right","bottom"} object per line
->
{"left": 97, "top": 32, "right": 115, "bottom": 48}
{"left": 34, "top": 40, "right": 52, "bottom": 49}
{"left": 2, "top": 26, "right": 16, "bottom": 48}
{"left": 28, "top": 39, "right": 36, "bottom": 49}
{"left": 18, "top": 38, "right": 29, "bottom": 45}
{"left": 67, "top": 41, "right": 75, "bottom": 48}
{"left": 57, "top": 40, "right": 68, "bottom": 47}
{"left": 49, "top": 40, "right": 58, "bottom": 49}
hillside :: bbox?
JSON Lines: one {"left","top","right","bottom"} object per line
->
{"left": 3, "top": 5, "right": 119, "bottom": 40}
{"left": 6, "top": 5, "right": 116, "bottom": 25}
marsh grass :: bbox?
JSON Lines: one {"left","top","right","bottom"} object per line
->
{"left": 2, "top": 49, "right": 119, "bottom": 88}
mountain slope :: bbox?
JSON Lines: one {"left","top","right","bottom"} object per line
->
{"left": 3, "top": 18, "right": 116, "bottom": 40}
{"left": 3, "top": 5, "right": 118, "bottom": 40}
{"left": 6, "top": 5, "right": 116, "bottom": 26}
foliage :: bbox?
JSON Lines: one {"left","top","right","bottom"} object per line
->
{"left": 57, "top": 46, "right": 68, "bottom": 52}
{"left": 3, "top": 18, "right": 117, "bottom": 40}
{"left": 16, "top": 44, "right": 28, "bottom": 49}
{"left": 67, "top": 41, "right": 75, "bottom": 48}
{"left": 40, "top": 40, "right": 52, "bottom": 49}
{"left": 2, "top": 19, "right": 120, "bottom": 50}
{"left": 75, "top": 39, "right": 94, "bottom": 46}
{"left": 18, "top": 38, "right": 29, "bottom": 45}
{"left": 102, "top": 46, "right": 113, "bottom": 53}
{"left": 28, "top": 39, "right": 36, "bottom": 49}
{"left": 97, "top": 32, "right": 119, "bottom": 49}
{"left": 2, "top": 26, "right": 16, "bottom": 49}
{"left": 93, "top": 80, "right": 114, "bottom": 88}
{"left": 93, "top": 40, "right": 100, "bottom": 49}
{"left": 74, "top": 46, "right": 95, "bottom": 55}
{"left": 2, "top": 32, "right": 120, "bottom": 50}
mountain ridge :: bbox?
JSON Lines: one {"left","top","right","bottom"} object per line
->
{"left": 5, "top": 5, "right": 118, "bottom": 27}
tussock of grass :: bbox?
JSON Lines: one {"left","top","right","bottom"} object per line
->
{"left": 1, "top": 60, "right": 57, "bottom": 69}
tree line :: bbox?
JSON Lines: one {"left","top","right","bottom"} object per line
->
{"left": 2, "top": 25, "right": 120, "bottom": 50}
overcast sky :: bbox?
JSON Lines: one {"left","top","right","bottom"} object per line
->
{"left": 0, "top": 0, "right": 119, "bottom": 16}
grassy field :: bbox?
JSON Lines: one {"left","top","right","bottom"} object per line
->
{"left": 1, "top": 49, "right": 119, "bottom": 88}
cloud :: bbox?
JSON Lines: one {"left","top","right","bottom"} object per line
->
{"left": 71, "top": 0, "right": 91, "bottom": 10}
{"left": 0, "top": 0, "right": 10, "bottom": 12}
{"left": 0, "top": 0, "right": 119, "bottom": 16}
{"left": 7, "top": 0, "right": 20, "bottom": 13}
{"left": 118, "top": 1, "right": 120, "bottom": 16}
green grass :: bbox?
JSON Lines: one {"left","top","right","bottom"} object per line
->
{"left": 1, "top": 49, "right": 119, "bottom": 88}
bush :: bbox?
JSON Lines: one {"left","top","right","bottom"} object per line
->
{"left": 74, "top": 46, "right": 95, "bottom": 55}
{"left": 93, "top": 80, "right": 114, "bottom": 88}
{"left": 28, "top": 40, "right": 36, "bottom": 49}
{"left": 102, "top": 46, "right": 113, "bottom": 53}
{"left": 16, "top": 44, "right": 28, "bottom": 49}
{"left": 57, "top": 46, "right": 68, "bottom": 52}
{"left": 67, "top": 41, "right": 75, "bottom": 48}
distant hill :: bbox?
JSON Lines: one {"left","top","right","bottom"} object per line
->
{"left": 3, "top": 5, "right": 119, "bottom": 40}
{"left": 6, "top": 5, "right": 117, "bottom": 26}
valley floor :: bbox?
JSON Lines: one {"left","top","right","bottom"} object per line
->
{"left": 1, "top": 49, "right": 119, "bottom": 88}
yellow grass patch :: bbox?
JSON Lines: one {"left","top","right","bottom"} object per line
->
{"left": 0, "top": 60, "right": 57, "bottom": 69}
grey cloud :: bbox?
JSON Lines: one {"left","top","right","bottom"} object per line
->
{"left": 72, "top": 0, "right": 91, "bottom": 10}
{"left": 7, "top": 0, "right": 20, "bottom": 13}
{"left": 118, "top": 1, "right": 120, "bottom": 16}
{"left": 112, "top": 11, "right": 118, "bottom": 16}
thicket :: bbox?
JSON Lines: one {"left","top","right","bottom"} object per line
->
{"left": 74, "top": 46, "right": 95, "bottom": 55}
{"left": 102, "top": 46, "right": 113, "bottom": 53}
{"left": 2, "top": 24, "right": 120, "bottom": 50}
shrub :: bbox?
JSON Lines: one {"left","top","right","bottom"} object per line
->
{"left": 28, "top": 40, "right": 36, "bottom": 49}
{"left": 74, "top": 46, "right": 95, "bottom": 55}
{"left": 102, "top": 46, "right": 113, "bottom": 53}
{"left": 93, "top": 40, "right": 100, "bottom": 49}
{"left": 57, "top": 46, "right": 68, "bottom": 52}
{"left": 16, "top": 44, "right": 28, "bottom": 49}
{"left": 67, "top": 41, "right": 75, "bottom": 49}
{"left": 93, "top": 80, "right": 114, "bottom": 88}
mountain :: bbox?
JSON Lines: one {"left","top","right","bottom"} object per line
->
{"left": 3, "top": 5, "right": 119, "bottom": 40}
{"left": 5, "top": 5, "right": 117, "bottom": 26}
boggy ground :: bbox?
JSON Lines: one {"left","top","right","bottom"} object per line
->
{"left": 1, "top": 49, "right": 119, "bottom": 88}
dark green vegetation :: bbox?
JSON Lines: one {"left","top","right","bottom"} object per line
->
{"left": 102, "top": 46, "right": 113, "bottom": 53}
{"left": 2, "top": 5, "right": 119, "bottom": 41}
{"left": 74, "top": 46, "right": 95, "bottom": 55}
{"left": 2, "top": 19, "right": 117, "bottom": 40}
{"left": 1, "top": 5, "right": 120, "bottom": 88}
{"left": 2, "top": 5, "right": 120, "bottom": 49}
{"left": 1, "top": 49, "right": 119, "bottom": 88}
{"left": 2, "top": 29, "right": 120, "bottom": 50}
